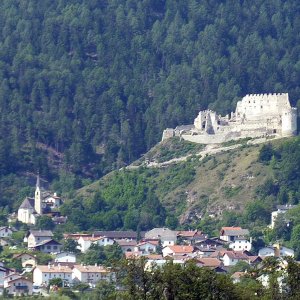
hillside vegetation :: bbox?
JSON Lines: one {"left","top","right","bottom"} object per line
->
{"left": 58, "top": 137, "right": 296, "bottom": 232}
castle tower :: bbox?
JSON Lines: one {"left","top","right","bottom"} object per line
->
{"left": 205, "top": 112, "right": 215, "bottom": 134}
{"left": 282, "top": 107, "right": 297, "bottom": 137}
{"left": 34, "top": 174, "right": 42, "bottom": 214}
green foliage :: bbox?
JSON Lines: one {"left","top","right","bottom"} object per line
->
{"left": 120, "top": 258, "right": 239, "bottom": 299}
{"left": 62, "top": 239, "right": 80, "bottom": 254}
{"left": 35, "top": 215, "right": 55, "bottom": 230}
{"left": 49, "top": 278, "right": 63, "bottom": 288}
{"left": 81, "top": 244, "right": 123, "bottom": 266}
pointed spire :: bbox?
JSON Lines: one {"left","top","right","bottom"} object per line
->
{"left": 36, "top": 173, "right": 40, "bottom": 188}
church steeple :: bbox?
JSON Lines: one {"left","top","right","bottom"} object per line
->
{"left": 34, "top": 174, "right": 42, "bottom": 214}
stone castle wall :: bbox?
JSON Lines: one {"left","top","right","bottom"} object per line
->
{"left": 162, "top": 93, "right": 297, "bottom": 144}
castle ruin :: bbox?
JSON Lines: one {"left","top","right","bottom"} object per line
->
{"left": 162, "top": 93, "right": 297, "bottom": 144}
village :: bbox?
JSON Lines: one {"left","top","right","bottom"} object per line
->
{"left": 0, "top": 200, "right": 296, "bottom": 296}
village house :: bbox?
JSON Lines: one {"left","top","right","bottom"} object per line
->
{"left": 0, "top": 266, "right": 14, "bottom": 294}
{"left": 4, "top": 274, "right": 33, "bottom": 296}
{"left": 33, "top": 239, "right": 62, "bottom": 254}
{"left": 145, "top": 228, "right": 177, "bottom": 247}
{"left": 195, "top": 257, "right": 223, "bottom": 269}
{"left": 177, "top": 230, "right": 207, "bottom": 245}
{"left": 258, "top": 244, "right": 294, "bottom": 258}
{"left": 72, "top": 265, "right": 115, "bottom": 286}
{"left": 33, "top": 264, "right": 73, "bottom": 286}
{"left": 25, "top": 230, "right": 54, "bottom": 248}
{"left": 229, "top": 236, "right": 252, "bottom": 251}
{"left": 221, "top": 251, "right": 252, "bottom": 267}
{"left": 115, "top": 240, "right": 137, "bottom": 253}
{"left": 135, "top": 241, "right": 158, "bottom": 255}
{"left": 13, "top": 253, "right": 37, "bottom": 269}
{"left": 220, "top": 227, "right": 250, "bottom": 242}
{"left": 0, "top": 227, "right": 13, "bottom": 238}
{"left": 77, "top": 236, "right": 115, "bottom": 253}
{"left": 162, "top": 245, "right": 194, "bottom": 257}
{"left": 270, "top": 205, "right": 297, "bottom": 229}
{"left": 54, "top": 252, "right": 77, "bottom": 263}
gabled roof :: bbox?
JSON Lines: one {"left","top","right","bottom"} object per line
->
{"left": 145, "top": 228, "right": 176, "bottom": 240}
{"left": 196, "top": 258, "right": 222, "bottom": 268}
{"left": 36, "top": 264, "right": 73, "bottom": 273}
{"left": 19, "top": 197, "right": 35, "bottom": 210}
{"left": 137, "top": 240, "right": 159, "bottom": 247}
{"left": 73, "top": 265, "right": 111, "bottom": 273}
{"left": 29, "top": 230, "right": 53, "bottom": 237}
{"left": 222, "top": 251, "right": 250, "bottom": 260}
{"left": 13, "top": 253, "right": 36, "bottom": 259}
{"left": 94, "top": 231, "right": 137, "bottom": 239}
{"left": 165, "top": 245, "right": 194, "bottom": 254}
{"left": 34, "top": 239, "right": 61, "bottom": 247}
{"left": 220, "top": 227, "right": 249, "bottom": 236}
{"left": 116, "top": 240, "right": 137, "bottom": 247}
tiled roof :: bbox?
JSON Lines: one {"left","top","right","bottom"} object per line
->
{"left": 93, "top": 231, "right": 137, "bottom": 239}
{"left": 145, "top": 228, "right": 176, "bottom": 239}
{"left": 36, "top": 265, "right": 73, "bottom": 273}
{"left": 137, "top": 240, "right": 159, "bottom": 247}
{"left": 221, "top": 228, "right": 249, "bottom": 236}
{"left": 73, "top": 265, "right": 111, "bottom": 273}
{"left": 116, "top": 240, "right": 137, "bottom": 247}
{"left": 223, "top": 251, "right": 250, "bottom": 260}
{"left": 29, "top": 230, "right": 53, "bottom": 237}
{"left": 165, "top": 245, "right": 194, "bottom": 254}
{"left": 197, "top": 258, "right": 222, "bottom": 267}
{"left": 145, "top": 254, "right": 163, "bottom": 260}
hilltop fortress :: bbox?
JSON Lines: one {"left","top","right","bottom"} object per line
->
{"left": 162, "top": 93, "right": 297, "bottom": 144}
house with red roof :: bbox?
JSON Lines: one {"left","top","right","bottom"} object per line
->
{"left": 162, "top": 245, "right": 195, "bottom": 257}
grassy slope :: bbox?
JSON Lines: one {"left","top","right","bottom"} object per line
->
{"left": 77, "top": 137, "right": 295, "bottom": 225}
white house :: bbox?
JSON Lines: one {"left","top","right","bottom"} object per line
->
{"left": 229, "top": 237, "right": 252, "bottom": 251}
{"left": 33, "top": 264, "right": 73, "bottom": 286}
{"left": 13, "top": 253, "right": 37, "bottom": 268}
{"left": 221, "top": 251, "right": 250, "bottom": 267}
{"left": 26, "top": 230, "right": 54, "bottom": 248}
{"left": 220, "top": 227, "right": 250, "bottom": 242}
{"left": 0, "top": 266, "right": 13, "bottom": 293}
{"left": 72, "top": 265, "right": 115, "bottom": 286}
{"left": 0, "top": 227, "right": 13, "bottom": 238}
{"left": 4, "top": 274, "right": 33, "bottom": 296}
{"left": 77, "top": 236, "right": 115, "bottom": 253}
{"left": 270, "top": 205, "right": 296, "bottom": 229}
{"left": 135, "top": 241, "right": 158, "bottom": 255}
{"left": 145, "top": 228, "right": 177, "bottom": 247}
{"left": 258, "top": 244, "right": 294, "bottom": 258}
{"left": 54, "top": 252, "right": 76, "bottom": 263}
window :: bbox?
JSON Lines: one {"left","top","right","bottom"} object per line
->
{"left": 47, "top": 246, "right": 51, "bottom": 250}
{"left": 53, "top": 246, "right": 57, "bottom": 250}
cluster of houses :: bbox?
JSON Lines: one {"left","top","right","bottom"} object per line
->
{"left": 0, "top": 224, "right": 296, "bottom": 296}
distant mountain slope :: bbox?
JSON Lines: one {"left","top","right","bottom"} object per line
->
{"left": 0, "top": 0, "right": 300, "bottom": 184}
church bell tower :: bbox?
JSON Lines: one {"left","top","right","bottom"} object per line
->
{"left": 34, "top": 174, "right": 42, "bottom": 214}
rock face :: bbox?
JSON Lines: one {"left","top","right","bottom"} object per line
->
{"left": 162, "top": 93, "right": 297, "bottom": 144}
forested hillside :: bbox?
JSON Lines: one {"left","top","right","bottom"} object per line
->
{"left": 1, "top": 0, "right": 300, "bottom": 208}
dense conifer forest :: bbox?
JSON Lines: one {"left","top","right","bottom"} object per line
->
{"left": 1, "top": 0, "right": 300, "bottom": 216}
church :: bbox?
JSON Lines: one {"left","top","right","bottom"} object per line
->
{"left": 17, "top": 176, "right": 63, "bottom": 225}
